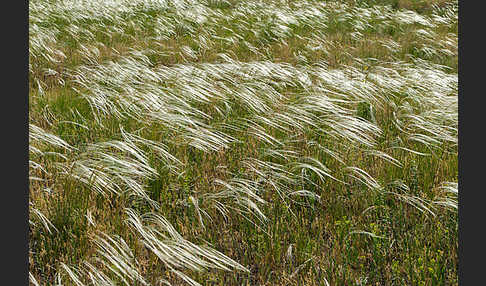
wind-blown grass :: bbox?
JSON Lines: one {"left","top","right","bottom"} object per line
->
{"left": 29, "top": 0, "right": 458, "bottom": 284}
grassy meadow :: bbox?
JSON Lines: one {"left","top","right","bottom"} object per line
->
{"left": 29, "top": 0, "right": 458, "bottom": 285}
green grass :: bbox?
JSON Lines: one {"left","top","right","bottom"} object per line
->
{"left": 29, "top": 0, "right": 458, "bottom": 285}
